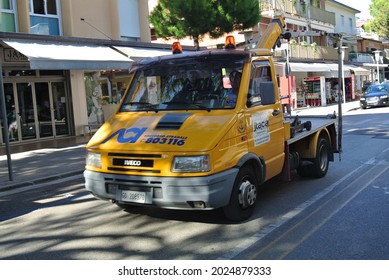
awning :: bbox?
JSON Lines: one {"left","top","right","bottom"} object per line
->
{"left": 290, "top": 62, "right": 370, "bottom": 78}
{"left": 363, "top": 63, "right": 389, "bottom": 69}
{"left": 113, "top": 46, "right": 172, "bottom": 60}
{"left": 347, "top": 65, "right": 370, "bottom": 76}
{"left": 327, "top": 64, "right": 352, "bottom": 78}
{"left": 4, "top": 40, "right": 133, "bottom": 70}
{"left": 289, "top": 62, "right": 331, "bottom": 72}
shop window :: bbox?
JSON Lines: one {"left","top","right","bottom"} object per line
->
{"left": 84, "top": 71, "right": 131, "bottom": 126}
{"left": 8, "top": 70, "right": 36, "bottom": 76}
{"left": 39, "top": 70, "right": 64, "bottom": 76}
{"left": 1, "top": 0, "right": 17, "bottom": 32}
{"left": 29, "top": 0, "right": 61, "bottom": 35}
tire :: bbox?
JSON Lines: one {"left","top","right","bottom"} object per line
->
{"left": 223, "top": 166, "right": 258, "bottom": 222}
{"left": 312, "top": 137, "right": 330, "bottom": 178}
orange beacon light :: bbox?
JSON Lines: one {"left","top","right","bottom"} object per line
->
{"left": 172, "top": 42, "right": 183, "bottom": 54}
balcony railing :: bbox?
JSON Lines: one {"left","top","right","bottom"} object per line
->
{"left": 349, "top": 52, "right": 375, "bottom": 63}
{"left": 310, "top": 6, "right": 335, "bottom": 26}
{"left": 260, "top": 0, "right": 306, "bottom": 16}
{"left": 274, "top": 44, "right": 349, "bottom": 62}
{"left": 260, "top": 0, "right": 335, "bottom": 26}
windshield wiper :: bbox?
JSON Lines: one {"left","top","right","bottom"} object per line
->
{"left": 122, "top": 102, "right": 158, "bottom": 112}
{"left": 162, "top": 101, "right": 211, "bottom": 112}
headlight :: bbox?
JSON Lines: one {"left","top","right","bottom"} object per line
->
{"left": 360, "top": 97, "right": 365, "bottom": 101}
{"left": 86, "top": 152, "right": 102, "bottom": 168}
{"left": 172, "top": 155, "right": 210, "bottom": 173}
{"left": 380, "top": 95, "right": 388, "bottom": 99}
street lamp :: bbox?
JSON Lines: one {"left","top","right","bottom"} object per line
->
{"left": 373, "top": 50, "right": 381, "bottom": 83}
{"left": 336, "top": 46, "right": 347, "bottom": 104}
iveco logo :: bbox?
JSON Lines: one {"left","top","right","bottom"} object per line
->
{"left": 124, "top": 160, "right": 141, "bottom": 166}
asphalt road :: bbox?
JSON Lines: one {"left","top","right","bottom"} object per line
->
{"left": 0, "top": 106, "right": 388, "bottom": 260}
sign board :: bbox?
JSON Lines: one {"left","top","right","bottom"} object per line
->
{"left": 3, "top": 48, "right": 28, "bottom": 62}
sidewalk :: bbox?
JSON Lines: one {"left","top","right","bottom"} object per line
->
{"left": 0, "top": 101, "right": 360, "bottom": 192}
{"left": 0, "top": 136, "right": 91, "bottom": 191}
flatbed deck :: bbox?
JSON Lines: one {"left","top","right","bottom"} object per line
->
{"left": 286, "top": 115, "right": 337, "bottom": 145}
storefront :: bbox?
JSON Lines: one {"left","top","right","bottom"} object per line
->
{"left": 275, "top": 61, "right": 370, "bottom": 108}
{"left": 1, "top": 69, "right": 69, "bottom": 142}
{"left": 0, "top": 36, "right": 173, "bottom": 146}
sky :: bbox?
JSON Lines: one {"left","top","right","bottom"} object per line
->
{"left": 335, "top": 0, "right": 373, "bottom": 19}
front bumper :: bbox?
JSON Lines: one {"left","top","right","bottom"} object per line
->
{"left": 84, "top": 168, "right": 238, "bottom": 210}
{"left": 360, "top": 97, "right": 388, "bottom": 108}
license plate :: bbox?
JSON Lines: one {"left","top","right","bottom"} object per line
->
{"left": 121, "top": 190, "right": 146, "bottom": 203}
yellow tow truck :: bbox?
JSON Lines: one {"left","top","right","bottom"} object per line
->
{"left": 84, "top": 16, "right": 339, "bottom": 221}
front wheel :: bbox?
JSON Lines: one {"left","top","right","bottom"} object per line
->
{"left": 223, "top": 166, "right": 258, "bottom": 222}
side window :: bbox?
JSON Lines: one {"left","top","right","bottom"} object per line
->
{"left": 248, "top": 61, "right": 276, "bottom": 107}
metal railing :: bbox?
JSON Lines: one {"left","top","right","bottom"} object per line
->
{"left": 260, "top": 0, "right": 335, "bottom": 26}
{"left": 274, "top": 44, "right": 349, "bottom": 61}
{"left": 348, "top": 52, "right": 375, "bottom": 63}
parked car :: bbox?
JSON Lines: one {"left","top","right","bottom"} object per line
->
{"left": 360, "top": 84, "right": 389, "bottom": 109}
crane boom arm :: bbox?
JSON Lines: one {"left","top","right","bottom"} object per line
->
{"left": 256, "top": 15, "right": 286, "bottom": 50}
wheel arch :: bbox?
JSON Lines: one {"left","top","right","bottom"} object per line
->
{"left": 294, "top": 128, "right": 332, "bottom": 160}
{"left": 235, "top": 153, "right": 266, "bottom": 185}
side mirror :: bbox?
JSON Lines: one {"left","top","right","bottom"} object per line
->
{"left": 260, "top": 81, "right": 276, "bottom": 105}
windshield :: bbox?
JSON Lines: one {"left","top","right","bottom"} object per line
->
{"left": 366, "top": 84, "right": 389, "bottom": 94}
{"left": 119, "top": 54, "right": 245, "bottom": 112}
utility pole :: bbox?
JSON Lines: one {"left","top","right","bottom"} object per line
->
{"left": 0, "top": 64, "right": 13, "bottom": 181}
{"left": 337, "top": 35, "right": 343, "bottom": 160}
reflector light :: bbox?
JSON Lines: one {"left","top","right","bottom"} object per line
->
{"left": 172, "top": 42, "right": 183, "bottom": 54}
{"left": 225, "top": 36, "right": 236, "bottom": 49}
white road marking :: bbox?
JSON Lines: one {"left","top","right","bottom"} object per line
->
{"left": 217, "top": 156, "right": 379, "bottom": 260}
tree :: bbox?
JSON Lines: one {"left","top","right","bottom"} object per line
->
{"left": 149, "top": 0, "right": 261, "bottom": 50}
{"left": 368, "top": 0, "right": 389, "bottom": 38}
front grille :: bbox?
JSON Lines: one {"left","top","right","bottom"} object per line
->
{"left": 108, "top": 167, "right": 160, "bottom": 173}
{"left": 367, "top": 97, "right": 379, "bottom": 102}
{"left": 108, "top": 153, "right": 162, "bottom": 158}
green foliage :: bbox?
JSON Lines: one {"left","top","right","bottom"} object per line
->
{"left": 311, "top": 42, "right": 317, "bottom": 53}
{"left": 149, "top": 0, "right": 261, "bottom": 50}
{"left": 369, "top": 0, "right": 389, "bottom": 38}
{"left": 290, "top": 39, "right": 297, "bottom": 50}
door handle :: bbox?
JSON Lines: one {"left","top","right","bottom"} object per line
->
{"left": 272, "top": 109, "right": 281, "bottom": 116}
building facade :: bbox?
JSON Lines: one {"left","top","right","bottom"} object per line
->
{"left": 259, "top": 0, "right": 377, "bottom": 108}
{"left": 0, "top": 0, "right": 174, "bottom": 146}
{"left": 1, "top": 0, "right": 387, "bottom": 147}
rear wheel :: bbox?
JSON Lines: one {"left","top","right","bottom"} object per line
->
{"left": 312, "top": 137, "right": 330, "bottom": 178}
{"left": 297, "top": 137, "right": 330, "bottom": 178}
{"left": 223, "top": 166, "right": 258, "bottom": 222}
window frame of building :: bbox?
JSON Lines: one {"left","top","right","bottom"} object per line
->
{"left": 29, "top": 0, "right": 63, "bottom": 35}
{"left": 340, "top": 15, "right": 345, "bottom": 28}
{"left": 1, "top": 0, "right": 18, "bottom": 32}
{"left": 348, "top": 17, "right": 353, "bottom": 34}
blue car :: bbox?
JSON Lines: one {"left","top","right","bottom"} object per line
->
{"left": 360, "top": 84, "right": 389, "bottom": 109}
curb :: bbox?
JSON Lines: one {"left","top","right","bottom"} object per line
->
{"left": 0, "top": 170, "right": 84, "bottom": 193}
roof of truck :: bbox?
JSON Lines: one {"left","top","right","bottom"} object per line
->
{"left": 134, "top": 47, "right": 274, "bottom": 69}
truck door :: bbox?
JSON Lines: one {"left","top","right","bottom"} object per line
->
{"left": 245, "top": 60, "right": 285, "bottom": 180}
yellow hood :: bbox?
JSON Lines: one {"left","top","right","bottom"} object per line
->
{"left": 87, "top": 111, "right": 237, "bottom": 152}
